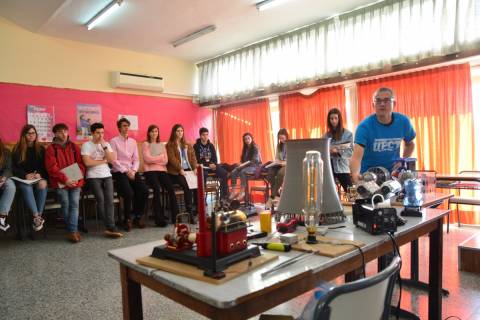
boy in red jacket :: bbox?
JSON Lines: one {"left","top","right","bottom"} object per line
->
{"left": 45, "top": 123, "right": 86, "bottom": 243}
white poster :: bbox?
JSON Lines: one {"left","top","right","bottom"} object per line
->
{"left": 118, "top": 114, "right": 138, "bottom": 130}
{"left": 27, "top": 104, "right": 55, "bottom": 142}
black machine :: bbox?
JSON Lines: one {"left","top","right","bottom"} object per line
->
{"left": 352, "top": 202, "right": 400, "bottom": 235}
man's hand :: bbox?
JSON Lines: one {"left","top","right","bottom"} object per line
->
{"left": 330, "top": 147, "right": 339, "bottom": 155}
{"left": 65, "top": 180, "right": 77, "bottom": 188}
{"left": 209, "top": 163, "right": 216, "bottom": 170}
{"left": 38, "top": 179, "right": 48, "bottom": 189}
{"left": 351, "top": 173, "right": 362, "bottom": 185}
{"left": 127, "top": 170, "right": 136, "bottom": 180}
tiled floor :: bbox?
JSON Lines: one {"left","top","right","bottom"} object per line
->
{"left": 0, "top": 219, "right": 479, "bottom": 320}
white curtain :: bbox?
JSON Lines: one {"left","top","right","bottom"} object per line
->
{"left": 197, "top": 0, "right": 480, "bottom": 102}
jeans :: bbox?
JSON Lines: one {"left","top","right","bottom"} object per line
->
{"left": 17, "top": 181, "right": 47, "bottom": 216}
{"left": 144, "top": 171, "right": 178, "bottom": 223}
{"left": 204, "top": 165, "right": 229, "bottom": 199}
{"left": 334, "top": 172, "right": 353, "bottom": 193}
{"left": 230, "top": 166, "right": 256, "bottom": 188}
{"left": 87, "top": 177, "right": 115, "bottom": 230}
{"left": 112, "top": 172, "right": 149, "bottom": 221}
{"left": 0, "top": 179, "right": 16, "bottom": 214}
{"left": 56, "top": 188, "right": 80, "bottom": 232}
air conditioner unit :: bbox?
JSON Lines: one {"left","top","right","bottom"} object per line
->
{"left": 111, "top": 71, "right": 164, "bottom": 92}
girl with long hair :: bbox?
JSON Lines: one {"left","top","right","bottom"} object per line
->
{"left": 12, "top": 125, "right": 48, "bottom": 231}
{"left": 230, "top": 132, "right": 262, "bottom": 200}
{"left": 142, "top": 124, "right": 179, "bottom": 226}
{"left": 266, "top": 128, "right": 288, "bottom": 206}
{"left": 0, "top": 137, "right": 16, "bottom": 231}
{"left": 323, "top": 108, "right": 353, "bottom": 192}
{"left": 165, "top": 124, "right": 198, "bottom": 222}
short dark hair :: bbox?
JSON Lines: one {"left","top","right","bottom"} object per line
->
{"left": 117, "top": 117, "right": 130, "bottom": 129}
{"left": 90, "top": 122, "right": 104, "bottom": 133}
{"left": 52, "top": 123, "right": 68, "bottom": 133}
{"left": 199, "top": 127, "right": 209, "bottom": 136}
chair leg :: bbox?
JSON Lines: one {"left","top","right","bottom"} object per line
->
{"left": 457, "top": 205, "right": 461, "bottom": 227}
{"left": 447, "top": 211, "right": 450, "bottom": 233}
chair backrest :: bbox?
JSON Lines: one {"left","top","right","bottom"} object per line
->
{"left": 301, "top": 256, "right": 401, "bottom": 320}
{"left": 414, "top": 170, "right": 437, "bottom": 193}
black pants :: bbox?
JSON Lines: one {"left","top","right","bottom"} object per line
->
{"left": 112, "top": 172, "right": 149, "bottom": 221}
{"left": 168, "top": 173, "right": 197, "bottom": 216}
{"left": 334, "top": 172, "right": 353, "bottom": 193}
{"left": 204, "top": 164, "right": 229, "bottom": 199}
{"left": 144, "top": 171, "right": 178, "bottom": 224}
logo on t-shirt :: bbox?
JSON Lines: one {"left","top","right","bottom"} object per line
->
{"left": 373, "top": 138, "right": 402, "bottom": 152}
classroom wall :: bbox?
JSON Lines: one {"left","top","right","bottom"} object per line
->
{"left": 0, "top": 82, "right": 211, "bottom": 143}
{"left": 0, "top": 17, "right": 212, "bottom": 143}
{"left": 0, "top": 17, "right": 195, "bottom": 97}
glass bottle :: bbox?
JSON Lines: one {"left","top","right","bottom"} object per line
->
{"left": 302, "top": 151, "right": 323, "bottom": 244}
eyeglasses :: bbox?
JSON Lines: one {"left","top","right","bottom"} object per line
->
{"left": 26, "top": 131, "right": 36, "bottom": 135}
{"left": 374, "top": 98, "right": 394, "bottom": 105}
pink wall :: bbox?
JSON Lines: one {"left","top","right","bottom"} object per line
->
{"left": 0, "top": 82, "right": 212, "bottom": 143}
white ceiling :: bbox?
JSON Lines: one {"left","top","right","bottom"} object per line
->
{"left": 0, "top": 0, "right": 377, "bottom": 63}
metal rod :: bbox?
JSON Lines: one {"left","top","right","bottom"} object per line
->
{"left": 261, "top": 251, "right": 315, "bottom": 278}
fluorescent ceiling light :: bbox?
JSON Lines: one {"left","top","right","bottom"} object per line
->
{"left": 172, "top": 25, "right": 216, "bottom": 47}
{"left": 85, "top": 0, "right": 123, "bottom": 30}
{"left": 256, "top": 0, "right": 289, "bottom": 11}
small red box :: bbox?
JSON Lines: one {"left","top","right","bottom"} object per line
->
{"left": 216, "top": 225, "right": 248, "bottom": 256}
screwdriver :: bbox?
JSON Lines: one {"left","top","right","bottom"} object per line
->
{"left": 252, "top": 242, "right": 292, "bottom": 252}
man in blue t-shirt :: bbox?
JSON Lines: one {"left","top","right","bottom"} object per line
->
{"left": 350, "top": 87, "right": 416, "bottom": 183}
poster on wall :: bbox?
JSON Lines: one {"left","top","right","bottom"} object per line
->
{"left": 27, "top": 104, "right": 55, "bottom": 142}
{"left": 118, "top": 114, "right": 138, "bottom": 130}
{"left": 76, "top": 104, "right": 102, "bottom": 140}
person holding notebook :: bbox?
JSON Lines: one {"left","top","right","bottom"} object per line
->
{"left": 45, "top": 123, "right": 86, "bottom": 243}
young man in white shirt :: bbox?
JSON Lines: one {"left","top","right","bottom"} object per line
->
{"left": 81, "top": 122, "right": 123, "bottom": 238}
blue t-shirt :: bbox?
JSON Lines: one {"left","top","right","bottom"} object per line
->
{"left": 354, "top": 112, "right": 416, "bottom": 173}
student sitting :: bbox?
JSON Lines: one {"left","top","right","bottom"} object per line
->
{"left": 142, "top": 124, "right": 179, "bottom": 227}
{"left": 0, "top": 137, "right": 16, "bottom": 232}
{"left": 166, "top": 124, "right": 197, "bottom": 223}
{"left": 81, "top": 123, "right": 123, "bottom": 238}
{"left": 193, "top": 127, "right": 229, "bottom": 200}
{"left": 266, "top": 128, "right": 288, "bottom": 207}
{"left": 12, "top": 125, "right": 48, "bottom": 232}
{"left": 110, "top": 118, "right": 149, "bottom": 231}
{"left": 45, "top": 123, "right": 86, "bottom": 243}
{"left": 229, "top": 132, "right": 262, "bottom": 200}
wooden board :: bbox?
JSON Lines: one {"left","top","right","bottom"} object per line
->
{"left": 291, "top": 235, "right": 365, "bottom": 257}
{"left": 136, "top": 253, "right": 278, "bottom": 285}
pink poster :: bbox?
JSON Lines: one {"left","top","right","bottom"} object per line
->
{"left": 76, "top": 104, "right": 102, "bottom": 140}
{"left": 27, "top": 104, "right": 55, "bottom": 142}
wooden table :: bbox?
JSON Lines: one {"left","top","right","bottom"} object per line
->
{"left": 109, "top": 208, "right": 449, "bottom": 320}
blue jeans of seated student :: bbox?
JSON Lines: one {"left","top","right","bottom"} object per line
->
{"left": 17, "top": 181, "right": 47, "bottom": 216}
{"left": 230, "top": 166, "right": 256, "bottom": 188}
{"left": 0, "top": 179, "right": 16, "bottom": 214}
{"left": 56, "top": 188, "right": 80, "bottom": 232}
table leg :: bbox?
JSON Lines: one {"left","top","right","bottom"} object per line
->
{"left": 428, "top": 219, "right": 443, "bottom": 320}
{"left": 120, "top": 265, "right": 143, "bottom": 320}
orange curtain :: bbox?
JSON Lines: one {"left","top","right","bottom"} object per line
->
{"left": 279, "top": 86, "right": 346, "bottom": 139}
{"left": 356, "top": 64, "right": 474, "bottom": 174}
{"left": 215, "top": 99, "right": 274, "bottom": 164}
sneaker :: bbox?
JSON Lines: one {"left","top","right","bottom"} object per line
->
{"left": 33, "top": 216, "right": 44, "bottom": 232}
{"left": 104, "top": 228, "right": 124, "bottom": 238}
{"left": 124, "top": 219, "right": 132, "bottom": 232}
{"left": 0, "top": 216, "right": 10, "bottom": 232}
